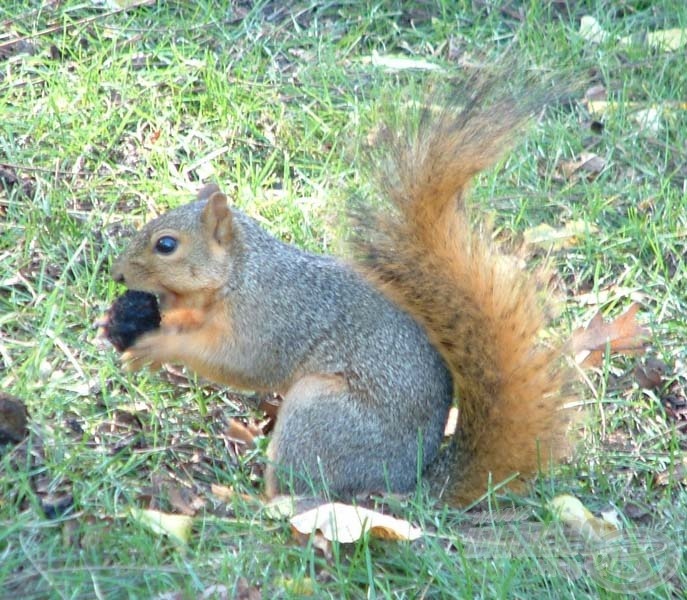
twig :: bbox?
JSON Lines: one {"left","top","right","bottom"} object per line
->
{"left": 1, "top": 162, "right": 71, "bottom": 176}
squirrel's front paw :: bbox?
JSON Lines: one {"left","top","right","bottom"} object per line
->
{"left": 121, "top": 332, "right": 169, "bottom": 372}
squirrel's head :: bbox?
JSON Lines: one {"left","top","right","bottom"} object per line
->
{"left": 112, "top": 184, "right": 236, "bottom": 309}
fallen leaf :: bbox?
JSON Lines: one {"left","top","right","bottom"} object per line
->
{"left": 572, "top": 303, "right": 650, "bottom": 367}
{"left": 292, "top": 528, "right": 333, "bottom": 560}
{"left": 93, "top": 409, "right": 145, "bottom": 454}
{"left": 148, "top": 129, "right": 162, "bottom": 145}
{"left": 362, "top": 52, "right": 444, "bottom": 72}
{"left": 208, "top": 483, "right": 259, "bottom": 507}
{"left": 585, "top": 100, "right": 687, "bottom": 119}
{"left": 523, "top": 220, "right": 597, "bottom": 250}
{"left": 634, "top": 357, "right": 668, "bottom": 390}
{"left": 210, "top": 483, "right": 235, "bottom": 503}
{"left": 579, "top": 16, "right": 687, "bottom": 52}
{"left": 232, "top": 578, "right": 262, "bottom": 600}
{"left": 573, "top": 287, "right": 645, "bottom": 307}
{"left": 549, "top": 494, "right": 619, "bottom": 542}
{"left": 662, "top": 380, "right": 687, "bottom": 422}
{"left": 225, "top": 418, "right": 256, "bottom": 447}
{"left": 559, "top": 152, "right": 606, "bottom": 180}
{"left": 129, "top": 508, "right": 193, "bottom": 544}
{"left": 579, "top": 16, "right": 609, "bottom": 44}
{"left": 197, "top": 580, "right": 260, "bottom": 600}
{"left": 632, "top": 107, "right": 662, "bottom": 133}
{"left": 167, "top": 484, "right": 206, "bottom": 516}
{"left": 100, "top": 0, "right": 155, "bottom": 8}
{"left": 275, "top": 577, "right": 315, "bottom": 596}
{"left": 622, "top": 28, "right": 687, "bottom": 52}
{"left": 0, "top": 393, "right": 29, "bottom": 444}
{"left": 654, "top": 457, "right": 687, "bottom": 487}
{"left": 257, "top": 394, "right": 281, "bottom": 420}
{"left": 0, "top": 165, "right": 35, "bottom": 198}
{"left": 290, "top": 502, "right": 422, "bottom": 543}
{"left": 584, "top": 84, "right": 607, "bottom": 102}
{"left": 264, "top": 495, "right": 297, "bottom": 519}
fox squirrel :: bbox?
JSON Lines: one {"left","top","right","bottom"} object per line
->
{"left": 111, "top": 81, "right": 573, "bottom": 506}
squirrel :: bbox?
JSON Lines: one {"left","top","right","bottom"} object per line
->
{"left": 111, "top": 81, "right": 573, "bottom": 506}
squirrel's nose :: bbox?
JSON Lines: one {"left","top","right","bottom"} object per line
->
{"left": 112, "top": 261, "right": 125, "bottom": 284}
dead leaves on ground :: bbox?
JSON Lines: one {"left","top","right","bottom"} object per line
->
{"left": 1, "top": 388, "right": 277, "bottom": 543}
{"left": 556, "top": 153, "right": 606, "bottom": 182}
{"left": 0, "top": 392, "right": 29, "bottom": 444}
{"left": 523, "top": 220, "right": 598, "bottom": 251}
{"left": 290, "top": 501, "right": 422, "bottom": 544}
{"left": 570, "top": 299, "right": 687, "bottom": 465}
{"left": 550, "top": 494, "right": 620, "bottom": 542}
{"left": 569, "top": 295, "right": 687, "bottom": 432}
{"left": 126, "top": 496, "right": 424, "bottom": 596}
{"left": 130, "top": 507, "right": 193, "bottom": 545}
{"left": 655, "top": 456, "right": 687, "bottom": 487}
{"left": 579, "top": 16, "right": 687, "bottom": 53}
{"left": 570, "top": 302, "right": 678, "bottom": 396}
{"left": 0, "top": 164, "right": 36, "bottom": 199}
{"left": 572, "top": 303, "right": 650, "bottom": 369}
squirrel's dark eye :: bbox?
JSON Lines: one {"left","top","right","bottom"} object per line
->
{"left": 154, "top": 235, "right": 178, "bottom": 255}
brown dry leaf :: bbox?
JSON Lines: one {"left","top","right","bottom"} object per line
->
{"left": 559, "top": 152, "right": 606, "bottom": 180}
{"left": 292, "top": 528, "right": 333, "bottom": 560}
{"left": 290, "top": 502, "right": 422, "bottom": 543}
{"left": 209, "top": 483, "right": 260, "bottom": 507}
{"left": 0, "top": 393, "right": 29, "bottom": 444}
{"left": 148, "top": 129, "right": 162, "bottom": 145}
{"left": 257, "top": 394, "right": 281, "bottom": 420}
{"left": 210, "top": 483, "right": 235, "bottom": 503}
{"left": 654, "top": 457, "right": 687, "bottom": 487}
{"left": 572, "top": 303, "right": 650, "bottom": 367}
{"left": 225, "top": 418, "right": 256, "bottom": 447}
{"left": 93, "top": 409, "right": 145, "bottom": 454}
{"left": 233, "top": 578, "right": 262, "bottom": 600}
{"left": 662, "top": 380, "right": 687, "bottom": 422}
{"left": 634, "top": 357, "right": 668, "bottom": 390}
{"left": 0, "top": 165, "right": 35, "bottom": 198}
{"left": 167, "top": 484, "right": 206, "bottom": 516}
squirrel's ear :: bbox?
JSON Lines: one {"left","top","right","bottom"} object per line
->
{"left": 197, "top": 183, "right": 221, "bottom": 201}
{"left": 201, "top": 192, "right": 233, "bottom": 245}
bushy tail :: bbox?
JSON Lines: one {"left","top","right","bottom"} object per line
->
{"left": 352, "top": 77, "right": 573, "bottom": 506}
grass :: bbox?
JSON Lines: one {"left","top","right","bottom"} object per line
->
{"left": 1, "top": 0, "right": 686, "bottom": 597}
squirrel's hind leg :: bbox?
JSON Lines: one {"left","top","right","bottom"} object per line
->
{"left": 264, "top": 374, "right": 439, "bottom": 499}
